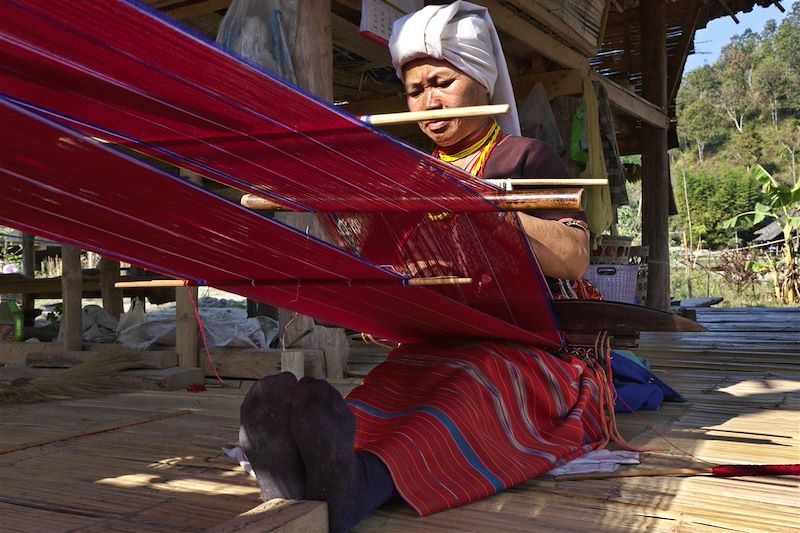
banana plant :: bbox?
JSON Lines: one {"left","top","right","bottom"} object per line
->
{"left": 723, "top": 164, "right": 800, "bottom": 304}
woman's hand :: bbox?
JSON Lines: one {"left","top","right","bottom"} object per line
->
{"left": 517, "top": 213, "right": 589, "bottom": 280}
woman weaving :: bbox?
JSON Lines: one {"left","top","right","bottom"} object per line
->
{"left": 239, "top": 3, "right": 607, "bottom": 532}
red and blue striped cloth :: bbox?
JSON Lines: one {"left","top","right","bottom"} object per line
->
{"left": 346, "top": 342, "right": 606, "bottom": 515}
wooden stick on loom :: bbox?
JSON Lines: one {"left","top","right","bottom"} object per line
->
{"left": 239, "top": 188, "right": 585, "bottom": 213}
{"left": 359, "top": 104, "right": 509, "bottom": 126}
{"left": 484, "top": 178, "right": 609, "bottom": 188}
{"left": 115, "top": 276, "right": 473, "bottom": 289}
{"left": 554, "top": 463, "right": 800, "bottom": 481}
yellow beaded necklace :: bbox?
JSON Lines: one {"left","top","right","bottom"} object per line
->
{"left": 434, "top": 121, "right": 502, "bottom": 177}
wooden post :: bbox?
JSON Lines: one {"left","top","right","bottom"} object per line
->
{"left": 99, "top": 257, "right": 124, "bottom": 320}
{"left": 60, "top": 245, "right": 83, "bottom": 351}
{"left": 291, "top": 0, "right": 333, "bottom": 102}
{"left": 21, "top": 233, "right": 35, "bottom": 326}
{"left": 281, "top": 350, "right": 305, "bottom": 379}
{"left": 175, "top": 169, "right": 202, "bottom": 368}
{"left": 639, "top": 0, "right": 670, "bottom": 310}
{"left": 175, "top": 286, "right": 199, "bottom": 368}
{"left": 277, "top": 0, "right": 335, "bottom": 348}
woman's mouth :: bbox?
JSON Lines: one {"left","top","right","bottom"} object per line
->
{"left": 425, "top": 120, "right": 451, "bottom": 133}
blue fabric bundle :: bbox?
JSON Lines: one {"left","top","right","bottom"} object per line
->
{"left": 610, "top": 350, "right": 686, "bottom": 412}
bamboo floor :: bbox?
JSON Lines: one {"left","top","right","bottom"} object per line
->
{"left": 1, "top": 307, "right": 798, "bottom": 532}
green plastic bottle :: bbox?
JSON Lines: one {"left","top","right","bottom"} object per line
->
{"left": 0, "top": 299, "right": 24, "bottom": 341}
{"left": 8, "top": 299, "right": 23, "bottom": 341}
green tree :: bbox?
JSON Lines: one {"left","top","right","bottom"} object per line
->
{"left": 724, "top": 164, "right": 800, "bottom": 304}
{"left": 676, "top": 66, "right": 727, "bottom": 160}
{"left": 672, "top": 166, "right": 764, "bottom": 248}
{"left": 715, "top": 41, "right": 757, "bottom": 133}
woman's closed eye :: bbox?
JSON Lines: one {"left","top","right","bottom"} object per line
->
{"left": 434, "top": 78, "right": 455, "bottom": 89}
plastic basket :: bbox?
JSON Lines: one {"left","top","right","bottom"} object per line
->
{"left": 584, "top": 265, "right": 639, "bottom": 303}
{"left": 590, "top": 235, "right": 633, "bottom": 265}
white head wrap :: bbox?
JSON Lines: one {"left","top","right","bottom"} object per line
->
{"left": 389, "top": 1, "right": 520, "bottom": 136}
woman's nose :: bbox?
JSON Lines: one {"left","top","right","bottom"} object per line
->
{"left": 424, "top": 88, "right": 443, "bottom": 110}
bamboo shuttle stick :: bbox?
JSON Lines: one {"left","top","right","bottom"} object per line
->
{"left": 240, "top": 188, "right": 584, "bottom": 212}
{"left": 115, "top": 276, "right": 473, "bottom": 289}
{"left": 484, "top": 178, "right": 609, "bottom": 187}
{"left": 359, "top": 104, "right": 509, "bottom": 126}
{"left": 554, "top": 464, "right": 800, "bottom": 481}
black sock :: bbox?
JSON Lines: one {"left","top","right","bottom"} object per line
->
{"left": 291, "top": 377, "right": 396, "bottom": 533}
{"left": 239, "top": 372, "right": 306, "bottom": 501}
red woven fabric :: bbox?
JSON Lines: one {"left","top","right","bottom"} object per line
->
{"left": 346, "top": 342, "right": 606, "bottom": 515}
{"left": 0, "top": 0, "right": 497, "bottom": 213}
{"left": 0, "top": 99, "right": 561, "bottom": 346}
{"left": 0, "top": 0, "right": 563, "bottom": 345}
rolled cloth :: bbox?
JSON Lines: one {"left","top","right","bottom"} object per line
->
{"left": 389, "top": 1, "right": 521, "bottom": 136}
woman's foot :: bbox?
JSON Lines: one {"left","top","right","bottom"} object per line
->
{"left": 239, "top": 372, "right": 306, "bottom": 501}
{"left": 290, "top": 377, "right": 395, "bottom": 533}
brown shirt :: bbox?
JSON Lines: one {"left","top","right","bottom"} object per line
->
{"left": 482, "top": 135, "right": 586, "bottom": 224}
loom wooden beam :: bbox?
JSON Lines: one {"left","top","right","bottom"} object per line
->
{"left": 640, "top": 0, "right": 671, "bottom": 311}
{"left": 553, "top": 300, "right": 707, "bottom": 340}
{"left": 239, "top": 188, "right": 586, "bottom": 213}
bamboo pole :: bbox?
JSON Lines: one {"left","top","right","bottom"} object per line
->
{"left": 484, "top": 178, "right": 608, "bottom": 187}
{"left": 359, "top": 104, "right": 509, "bottom": 126}
{"left": 555, "top": 464, "right": 800, "bottom": 481}
{"left": 240, "top": 188, "right": 585, "bottom": 212}
{"left": 115, "top": 276, "right": 473, "bottom": 289}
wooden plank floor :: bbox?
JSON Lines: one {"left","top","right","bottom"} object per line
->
{"left": 1, "top": 307, "right": 798, "bottom": 532}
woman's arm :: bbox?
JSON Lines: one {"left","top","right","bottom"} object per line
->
{"left": 517, "top": 213, "right": 589, "bottom": 279}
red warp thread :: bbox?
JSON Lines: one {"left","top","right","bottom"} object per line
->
{"left": 185, "top": 284, "right": 224, "bottom": 384}
{"left": 712, "top": 464, "right": 800, "bottom": 477}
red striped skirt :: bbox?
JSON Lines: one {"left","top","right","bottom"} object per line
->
{"left": 345, "top": 342, "right": 606, "bottom": 515}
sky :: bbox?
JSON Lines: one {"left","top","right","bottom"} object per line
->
{"left": 684, "top": 2, "right": 792, "bottom": 72}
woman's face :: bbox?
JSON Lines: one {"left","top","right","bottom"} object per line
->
{"left": 403, "top": 58, "right": 491, "bottom": 147}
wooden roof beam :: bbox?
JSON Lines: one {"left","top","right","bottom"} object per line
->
{"left": 331, "top": 13, "right": 392, "bottom": 68}
{"left": 344, "top": 67, "right": 668, "bottom": 130}
{"left": 481, "top": 0, "right": 589, "bottom": 72}
{"left": 504, "top": 1, "right": 598, "bottom": 57}
{"left": 669, "top": 0, "right": 701, "bottom": 102}
{"left": 714, "top": 0, "right": 740, "bottom": 24}
{"left": 161, "top": 0, "right": 231, "bottom": 19}
{"left": 594, "top": 74, "right": 669, "bottom": 129}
